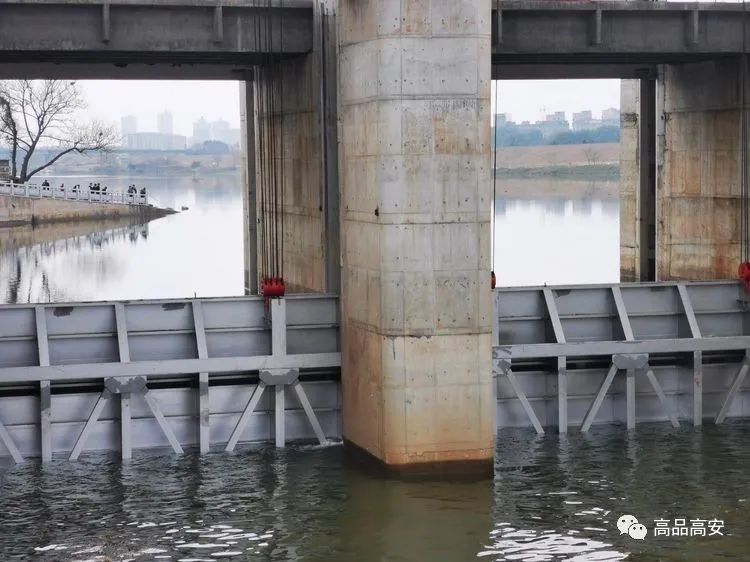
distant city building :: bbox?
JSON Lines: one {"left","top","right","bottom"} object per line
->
{"left": 602, "top": 107, "right": 620, "bottom": 127}
{"left": 0, "top": 159, "right": 10, "bottom": 181}
{"left": 572, "top": 110, "right": 596, "bottom": 131}
{"left": 121, "top": 115, "right": 137, "bottom": 138}
{"left": 494, "top": 113, "right": 510, "bottom": 126}
{"left": 157, "top": 111, "right": 174, "bottom": 135}
{"left": 492, "top": 107, "right": 620, "bottom": 147}
{"left": 125, "top": 132, "right": 187, "bottom": 151}
{"left": 189, "top": 117, "right": 240, "bottom": 148}
{"left": 192, "top": 117, "right": 211, "bottom": 146}
{"left": 211, "top": 119, "right": 230, "bottom": 142}
{"left": 536, "top": 112, "right": 570, "bottom": 140}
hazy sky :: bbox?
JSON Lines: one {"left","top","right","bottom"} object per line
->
{"left": 79, "top": 81, "right": 241, "bottom": 137}
{"left": 492, "top": 79, "right": 621, "bottom": 123}
{"left": 72, "top": 78, "right": 621, "bottom": 136}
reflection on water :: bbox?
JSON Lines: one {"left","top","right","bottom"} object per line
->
{"left": 0, "top": 174, "right": 244, "bottom": 303}
{"left": 0, "top": 175, "right": 618, "bottom": 303}
{"left": 495, "top": 180, "right": 619, "bottom": 287}
{"left": 0, "top": 222, "right": 150, "bottom": 304}
{"left": 2, "top": 422, "right": 750, "bottom": 561}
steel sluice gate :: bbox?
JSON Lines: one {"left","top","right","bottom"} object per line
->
{"left": 493, "top": 280, "right": 750, "bottom": 433}
{"left": 3, "top": 281, "right": 750, "bottom": 462}
{"left": 0, "top": 295, "right": 341, "bottom": 463}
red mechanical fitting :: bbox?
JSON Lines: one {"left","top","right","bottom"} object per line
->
{"left": 739, "top": 262, "right": 750, "bottom": 292}
{"left": 261, "top": 277, "right": 286, "bottom": 299}
{"left": 491, "top": 271, "right": 496, "bottom": 290}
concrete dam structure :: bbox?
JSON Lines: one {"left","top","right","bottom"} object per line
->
{"left": 1, "top": 0, "right": 750, "bottom": 475}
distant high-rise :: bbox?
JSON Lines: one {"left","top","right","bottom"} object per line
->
{"left": 572, "top": 110, "right": 595, "bottom": 131}
{"left": 121, "top": 115, "right": 137, "bottom": 137}
{"left": 602, "top": 107, "right": 620, "bottom": 126}
{"left": 192, "top": 117, "right": 211, "bottom": 145}
{"left": 211, "top": 119, "right": 230, "bottom": 142}
{"left": 157, "top": 111, "right": 174, "bottom": 135}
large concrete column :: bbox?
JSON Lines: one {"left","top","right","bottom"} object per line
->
{"left": 658, "top": 59, "right": 742, "bottom": 280}
{"left": 338, "top": 0, "right": 494, "bottom": 470}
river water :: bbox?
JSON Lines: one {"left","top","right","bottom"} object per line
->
{"left": 1, "top": 422, "right": 749, "bottom": 560}
{"left": 2, "top": 176, "right": 748, "bottom": 560}
{"left": 0, "top": 174, "right": 245, "bottom": 304}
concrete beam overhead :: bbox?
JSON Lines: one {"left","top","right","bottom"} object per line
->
{"left": 0, "top": 1, "right": 313, "bottom": 79}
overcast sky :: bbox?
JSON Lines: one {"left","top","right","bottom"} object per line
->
{"left": 74, "top": 78, "right": 621, "bottom": 136}
{"left": 492, "top": 79, "right": 621, "bottom": 123}
{"left": 79, "top": 80, "right": 242, "bottom": 137}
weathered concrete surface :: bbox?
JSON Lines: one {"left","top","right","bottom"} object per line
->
{"left": 241, "top": 80, "right": 258, "bottom": 295}
{"left": 0, "top": 194, "right": 172, "bottom": 227}
{"left": 254, "top": 55, "right": 327, "bottom": 293}
{"left": 338, "top": 0, "right": 494, "bottom": 469}
{"left": 0, "top": 1, "right": 313, "bottom": 80}
{"left": 493, "top": 2, "right": 750, "bottom": 64}
{"left": 252, "top": 4, "right": 338, "bottom": 294}
{"left": 620, "top": 80, "right": 640, "bottom": 282}
{"left": 658, "top": 59, "right": 742, "bottom": 280}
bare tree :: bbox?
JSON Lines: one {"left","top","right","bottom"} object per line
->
{"left": 0, "top": 80, "right": 118, "bottom": 183}
{"left": 582, "top": 147, "right": 602, "bottom": 166}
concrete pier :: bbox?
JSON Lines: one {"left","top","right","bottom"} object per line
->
{"left": 337, "top": 0, "right": 495, "bottom": 469}
{"left": 657, "top": 60, "right": 743, "bottom": 280}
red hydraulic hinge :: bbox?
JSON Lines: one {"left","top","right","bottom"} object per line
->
{"left": 739, "top": 262, "right": 750, "bottom": 293}
{"left": 261, "top": 276, "right": 286, "bottom": 307}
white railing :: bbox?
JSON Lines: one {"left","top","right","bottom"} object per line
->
{"left": 0, "top": 180, "right": 148, "bottom": 206}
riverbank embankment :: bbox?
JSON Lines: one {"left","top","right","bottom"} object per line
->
{"left": 0, "top": 194, "right": 174, "bottom": 227}
{"left": 494, "top": 142, "right": 620, "bottom": 181}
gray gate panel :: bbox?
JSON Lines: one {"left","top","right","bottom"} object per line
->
{"left": 0, "top": 308, "right": 34, "bottom": 338}
{"left": 629, "top": 315, "right": 682, "bottom": 340}
{"left": 695, "top": 311, "right": 746, "bottom": 338}
{"left": 202, "top": 299, "right": 266, "bottom": 330}
{"left": 129, "top": 333, "right": 199, "bottom": 362}
{"left": 206, "top": 331, "right": 271, "bottom": 358}
{"left": 46, "top": 304, "right": 116, "bottom": 336}
{"left": 0, "top": 340, "right": 36, "bottom": 369}
{"left": 49, "top": 336, "right": 119, "bottom": 365}
{"left": 562, "top": 317, "right": 616, "bottom": 343}
{"left": 288, "top": 327, "right": 339, "bottom": 354}
{"left": 494, "top": 281, "right": 750, "bottom": 432}
{"left": 125, "top": 301, "right": 195, "bottom": 332}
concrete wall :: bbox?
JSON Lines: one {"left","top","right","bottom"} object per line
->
{"left": 620, "top": 79, "right": 640, "bottom": 282}
{"left": 0, "top": 194, "right": 165, "bottom": 227}
{"left": 254, "top": 56, "right": 327, "bottom": 293}
{"left": 338, "top": 0, "right": 494, "bottom": 468}
{"left": 658, "top": 59, "right": 742, "bottom": 280}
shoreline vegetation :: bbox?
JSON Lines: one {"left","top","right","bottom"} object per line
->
{"left": 495, "top": 163, "right": 619, "bottom": 181}
{"left": 494, "top": 142, "right": 620, "bottom": 198}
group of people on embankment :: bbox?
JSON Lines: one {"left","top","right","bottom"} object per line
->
{"left": 40, "top": 180, "right": 146, "bottom": 197}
